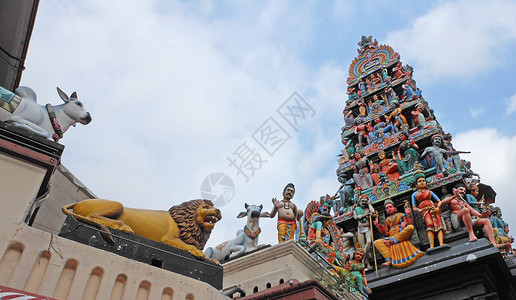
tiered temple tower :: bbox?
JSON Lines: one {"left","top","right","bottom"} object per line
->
{"left": 323, "top": 36, "right": 516, "bottom": 299}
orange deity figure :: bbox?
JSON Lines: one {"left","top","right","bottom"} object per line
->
{"left": 371, "top": 150, "right": 400, "bottom": 184}
{"left": 270, "top": 183, "right": 304, "bottom": 243}
{"left": 373, "top": 200, "right": 424, "bottom": 268}
{"left": 386, "top": 100, "right": 408, "bottom": 132}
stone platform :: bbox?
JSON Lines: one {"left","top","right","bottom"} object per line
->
{"left": 367, "top": 238, "right": 515, "bottom": 299}
{"left": 59, "top": 215, "right": 223, "bottom": 289}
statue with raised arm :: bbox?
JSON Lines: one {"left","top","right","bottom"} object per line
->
{"left": 270, "top": 183, "right": 304, "bottom": 243}
{"left": 373, "top": 199, "right": 423, "bottom": 268}
{"left": 441, "top": 183, "right": 507, "bottom": 248}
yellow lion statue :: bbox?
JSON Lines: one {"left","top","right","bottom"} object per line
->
{"left": 62, "top": 199, "right": 221, "bottom": 262}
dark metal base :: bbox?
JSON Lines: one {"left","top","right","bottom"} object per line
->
{"left": 59, "top": 215, "right": 223, "bottom": 289}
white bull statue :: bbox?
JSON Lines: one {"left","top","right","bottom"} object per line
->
{"left": 204, "top": 203, "right": 270, "bottom": 263}
{"left": 0, "top": 86, "right": 92, "bottom": 141}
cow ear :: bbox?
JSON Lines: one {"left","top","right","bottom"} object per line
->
{"left": 56, "top": 87, "right": 69, "bottom": 103}
{"left": 237, "top": 211, "right": 247, "bottom": 218}
{"left": 260, "top": 212, "right": 270, "bottom": 218}
{"left": 71, "top": 91, "right": 78, "bottom": 99}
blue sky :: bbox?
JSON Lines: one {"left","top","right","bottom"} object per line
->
{"left": 20, "top": 0, "right": 516, "bottom": 247}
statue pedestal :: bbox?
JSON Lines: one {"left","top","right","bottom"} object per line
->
{"left": 367, "top": 238, "right": 516, "bottom": 299}
{"left": 0, "top": 121, "right": 63, "bottom": 226}
{"left": 59, "top": 215, "right": 223, "bottom": 289}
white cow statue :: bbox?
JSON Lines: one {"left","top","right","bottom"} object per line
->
{"left": 204, "top": 203, "right": 270, "bottom": 263}
{"left": 0, "top": 86, "right": 92, "bottom": 141}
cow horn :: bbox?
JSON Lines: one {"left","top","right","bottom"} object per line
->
{"left": 71, "top": 91, "right": 78, "bottom": 99}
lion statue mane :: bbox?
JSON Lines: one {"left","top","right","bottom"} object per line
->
{"left": 63, "top": 198, "right": 222, "bottom": 263}
{"left": 169, "top": 199, "right": 217, "bottom": 251}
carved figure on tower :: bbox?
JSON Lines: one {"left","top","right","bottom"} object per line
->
{"left": 395, "top": 132, "right": 420, "bottom": 175}
{"left": 373, "top": 199, "right": 424, "bottom": 268}
{"left": 441, "top": 183, "right": 507, "bottom": 249}
{"left": 371, "top": 150, "right": 400, "bottom": 184}
{"left": 353, "top": 194, "right": 375, "bottom": 269}
{"left": 386, "top": 100, "right": 408, "bottom": 133}
{"left": 345, "top": 249, "right": 372, "bottom": 295}
{"left": 411, "top": 171, "right": 445, "bottom": 249}
{"left": 353, "top": 152, "right": 374, "bottom": 189}
{"left": 270, "top": 183, "right": 305, "bottom": 243}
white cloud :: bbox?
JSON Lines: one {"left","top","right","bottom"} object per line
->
{"left": 386, "top": 0, "right": 516, "bottom": 82}
{"left": 507, "top": 94, "right": 516, "bottom": 114}
{"left": 469, "top": 107, "right": 484, "bottom": 118}
{"left": 453, "top": 128, "right": 516, "bottom": 237}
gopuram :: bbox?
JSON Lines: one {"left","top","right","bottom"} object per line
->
{"left": 299, "top": 36, "right": 516, "bottom": 299}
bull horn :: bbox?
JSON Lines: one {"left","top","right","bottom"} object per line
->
{"left": 259, "top": 204, "right": 263, "bottom": 210}
{"left": 71, "top": 91, "right": 78, "bottom": 99}
{"left": 245, "top": 203, "right": 249, "bottom": 209}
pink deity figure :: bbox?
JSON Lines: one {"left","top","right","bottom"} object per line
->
{"left": 371, "top": 72, "right": 381, "bottom": 86}
{"left": 371, "top": 150, "right": 400, "bottom": 184}
{"left": 441, "top": 183, "right": 508, "bottom": 249}
{"left": 393, "top": 62, "right": 407, "bottom": 79}
{"left": 354, "top": 119, "right": 373, "bottom": 146}
{"left": 365, "top": 78, "right": 373, "bottom": 92}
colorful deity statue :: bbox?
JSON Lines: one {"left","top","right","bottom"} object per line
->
{"left": 358, "top": 78, "right": 366, "bottom": 93}
{"left": 343, "top": 109, "right": 355, "bottom": 128}
{"left": 443, "top": 133, "right": 462, "bottom": 174}
{"left": 382, "top": 87, "right": 397, "bottom": 105}
{"left": 411, "top": 103, "right": 437, "bottom": 131}
{"left": 371, "top": 150, "right": 400, "bottom": 184}
{"left": 386, "top": 100, "right": 408, "bottom": 132}
{"left": 381, "top": 65, "right": 391, "bottom": 85}
{"left": 347, "top": 87, "right": 358, "bottom": 103}
{"left": 393, "top": 62, "right": 409, "bottom": 80}
{"left": 420, "top": 134, "right": 449, "bottom": 175}
{"left": 354, "top": 118, "right": 374, "bottom": 147}
{"left": 466, "top": 184, "right": 483, "bottom": 212}
{"left": 270, "top": 183, "right": 305, "bottom": 243}
{"left": 402, "top": 80, "right": 421, "bottom": 101}
{"left": 411, "top": 171, "right": 445, "bottom": 249}
{"left": 359, "top": 99, "right": 368, "bottom": 117}
{"left": 307, "top": 197, "right": 333, "bottom": 245}
{"left": 370, "top": 72, "right": 381, "bottom": 87}
{"left": 345, "top": 249, "right": 372, "bottom": 295}
{"left": 395, "top": 132, "right": 420, "bottom": 175}
{"left": 337, "top": 177, "right": 355, "bottom": 215}
{"left": 441, "top": 183, "right": 507, "bottom": 249}
{"left": 372, "top": 116, "right": 395, "bottom": 143}
{"left": 353, "top": 194, "right": 375, "bottom": 269}
{"left": 373, "top": 199, "right": 424, "bottom": 268}
{"left": 353, "top": 152, "right": 374, "bottom": 189}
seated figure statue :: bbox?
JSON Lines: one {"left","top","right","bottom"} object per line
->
{"left": 373, "top": 200, "right": 423, "bottom": 268}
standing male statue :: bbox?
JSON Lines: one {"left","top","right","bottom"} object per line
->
{"left": 270, "top": 183, "right": 304, "bottom": 243}
{"left": 353, "top": 194, "right": 375, "bottom": 269}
